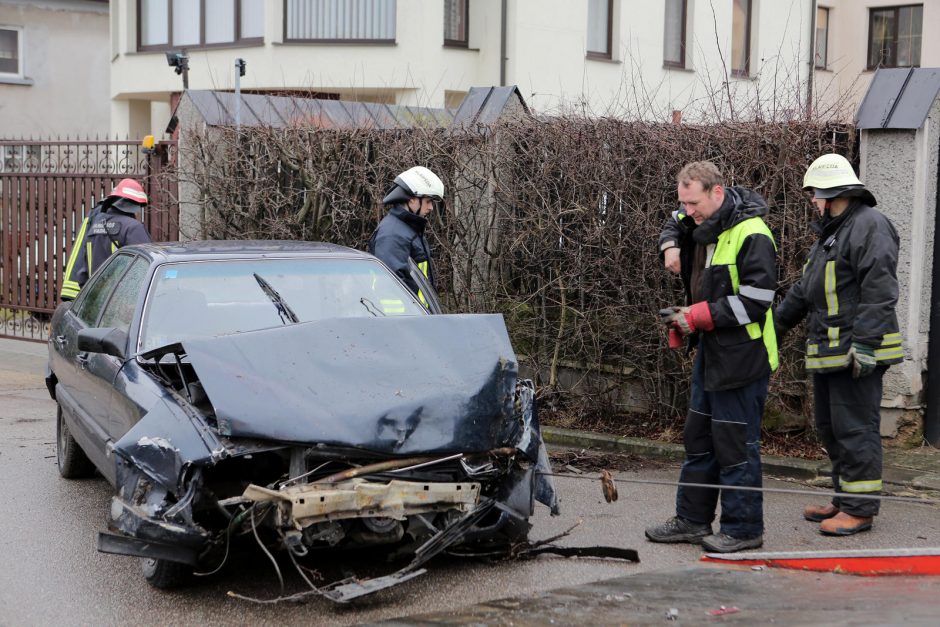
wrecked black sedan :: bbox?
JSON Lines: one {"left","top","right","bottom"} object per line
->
{"left": 46, "top": 241, "right": 557, "bottom": 600}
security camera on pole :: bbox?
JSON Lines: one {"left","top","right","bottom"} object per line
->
{"left": 235, "top": 58, "right": 246, "bottom": 129}
{"left": 165, "top": 50, "right": 189, "bottom": 89}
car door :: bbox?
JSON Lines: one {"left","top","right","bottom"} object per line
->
{"left": 408, "top": 258, "right": 444, "bottom": 314}
{"left": 97, "top": 257, "right": 157, "bottom": 443}
{"left": 55, "top": 254, "right": 134, "bottom": 474}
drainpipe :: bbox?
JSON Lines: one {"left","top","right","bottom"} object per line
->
{"left": 500, "top": 0, "right": 507, "bottom": 86}
{"left": 925, "top": 125, "right": 940, "bottom": 446}
{"left": 806, "top": 0, "right": 816, "bottom": 119}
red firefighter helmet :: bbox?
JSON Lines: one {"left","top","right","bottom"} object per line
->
{"left": 108, "top": 178, "right": 148, "bottom": 205}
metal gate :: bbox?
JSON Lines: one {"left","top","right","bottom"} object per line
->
{"left": 0, "top": 139, "right": 179, "bottom": 342}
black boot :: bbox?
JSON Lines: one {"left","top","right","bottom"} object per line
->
{"left": 645, "top": 516, "right": 712, "bottom": 543}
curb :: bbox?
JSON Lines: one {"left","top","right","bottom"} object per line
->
{"left": 542, "top": 426, "right": 940, "bottom": 490}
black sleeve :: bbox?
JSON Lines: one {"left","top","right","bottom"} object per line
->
{"left": 373, "top": 230, "right": 420, "bottom": 295}
{"left": 851, "top": 217, "right": 900, "bottom": 345}
{"left": 775, "top": 277, "right": 809, "bottom": 333}
{"left": 658, "top": 209, "right": 689, "bottom": 258}
{"left": 709, "top": 233, "right": 777, "bottom": 328}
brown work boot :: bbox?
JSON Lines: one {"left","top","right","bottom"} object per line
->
{"left": 803, "top": 503, "right": 839, "bottom": 522}
{"left": 819, "top": 512, "right": 873, "bottom": 536}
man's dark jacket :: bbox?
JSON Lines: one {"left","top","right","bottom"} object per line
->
{"left": 368, "top": 204, "right": 435, "bottom": 296}
{"left": 60, "top": 202, "right": 151, "bottom": 299}
{"left": 775, "top": 192, "right": 902, "bottom": 372}
{"left": 658, "top": 187, "right": 778, "bottom": 391}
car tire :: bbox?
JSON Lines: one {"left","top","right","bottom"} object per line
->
{"left": 56, "top": 405, "right": 95, "bottom": 479}
{"left": 141, "top": 558, "right": 193, "bottom": 589}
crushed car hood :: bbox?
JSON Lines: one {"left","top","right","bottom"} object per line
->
{"left": 180, "top": 314, "right": 520, "bottom": 454}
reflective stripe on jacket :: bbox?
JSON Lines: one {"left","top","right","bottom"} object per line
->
{"left": 776, "top": 199, "right": 902, "bottom": 373}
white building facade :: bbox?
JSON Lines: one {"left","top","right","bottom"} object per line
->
{"left": 110, "top": 0, "right": 817, "bottom": 139}
{"left": 812, "top": 0, "right": 938, "bottom": 118}
{"left": 0, "top": 0, "right": 110, "bottom": 139}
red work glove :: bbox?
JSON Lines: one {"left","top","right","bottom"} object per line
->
{"left": 660, "top": 302, "right": 715, "bottom": 337}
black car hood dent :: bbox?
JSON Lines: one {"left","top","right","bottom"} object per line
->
{"left": 181, "top": 314, "right": 520, "bottom": 454}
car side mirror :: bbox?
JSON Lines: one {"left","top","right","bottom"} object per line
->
{"left": 77, "top": 328, "right": 128, "bottom": 360}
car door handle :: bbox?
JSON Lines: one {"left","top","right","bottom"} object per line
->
{"left": 54, "top": 335, "right": 67, "bottom": 349}
{"left": 76, "top": 353, "right": 89, "bottom": 369}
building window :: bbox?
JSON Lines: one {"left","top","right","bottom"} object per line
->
{"left": 663, "top": 0, "right": 687, "bottom": 68}
{"left": 444, "top": 0, "right": 468, "bottom": 47}
{"left": 868, "top": 4, "right": 922, "bottom": 69}
{"left": 285, "top": 0, "right": 396, "bottom": 42}
{"left": 587, "top": 0, "right": 612, "bottom": 59}
{"left": 138, "top": 0, "right": 265, "bottom": 51}
{"left": 815, "top": 6, "right": 829, "bottom": 69}
{"left": 0, "top": 26, "right": 23, "bottom": 78}
{"left": 731, "top": 0, "right": 752, "bottom": 77}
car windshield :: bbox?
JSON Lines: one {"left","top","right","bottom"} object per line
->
{"left": 139, "top": 257, "right": 425, "bottom": 352}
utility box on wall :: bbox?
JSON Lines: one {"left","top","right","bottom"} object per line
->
{"left": 857, "top": 68, "right": 940, "bottom": 442}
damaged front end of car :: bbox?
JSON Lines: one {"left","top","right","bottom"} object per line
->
{"left": 98, "top": 315, "right": 559, "bottom": 599}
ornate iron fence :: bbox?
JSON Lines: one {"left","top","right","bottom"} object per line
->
{"left": 0, "top": 139, "right": 179, "bottom": 342}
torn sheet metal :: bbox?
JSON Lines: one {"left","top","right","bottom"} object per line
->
{"left": 111, "top": 398, "right": 221, "bottom": 490}
{"left": 242, "top": 479, "right": 481, "bottom": 527}
{"left": 181, "top": 314, "right": 519, "bottom": 453}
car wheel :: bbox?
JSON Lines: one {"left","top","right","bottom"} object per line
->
{"left": 56, "top": 405, "right": 95, "bottom": 479}
{"left": 141, "top": 558, "right": 193, "bottom": 589}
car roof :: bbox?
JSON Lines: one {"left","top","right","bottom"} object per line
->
{"left": 124, "top": 240, "right": 374, "bottom": 263}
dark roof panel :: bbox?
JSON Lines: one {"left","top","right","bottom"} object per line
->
{"left": 181, "top": 90, "right": 455, "bottom": 130}
{"left": 179, "top": 88, "right": 528, "bottom": 132}
{"left": 856, "top": 68, "right": 940, "bottom": 129}
{"left": 450, "top": 86, "right": 530, "bottom": 130}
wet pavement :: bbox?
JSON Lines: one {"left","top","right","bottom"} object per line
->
{"left": 380, "top": 564, "right": 940, "bottom": 625}
{"left": 1, "top": 338, "right": 939, "bottom": 625}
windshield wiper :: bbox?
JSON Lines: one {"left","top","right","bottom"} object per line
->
{"left": 253, "top": 273, "right": 300, "bottom": 324}
{"left": 360, "top": 297, "right": 386, "bottom": 317}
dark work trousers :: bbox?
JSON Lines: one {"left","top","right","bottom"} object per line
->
{"left": 813, "top": 366, "right": 886, "bottom": 518}
{"left": 676, "top": 349, "right": 768, "bottom": 539}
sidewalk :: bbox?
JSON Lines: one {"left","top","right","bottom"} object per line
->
{"left": 543, "top": 426, "right": 940, "bottom": 493}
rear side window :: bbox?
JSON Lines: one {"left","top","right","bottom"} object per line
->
{"left": 98, "top": 258, "right": 148, "bottom": 332}
{"left": 72, "top": 254, "right": 133, "bottom": 326}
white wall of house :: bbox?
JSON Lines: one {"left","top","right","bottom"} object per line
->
{"left": 0, "top": 0, "right": 110, "bottom": 139}
{"left": 814, "top": 0, "right": 939, "bottom": 118}
{"left": 510, "top": 0, "right": 814, "bottom": 118}
{"left": 110, "top": 0, "right": 815, "bottom": 138}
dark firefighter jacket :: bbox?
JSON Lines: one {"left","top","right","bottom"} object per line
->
{"left": 368, "top": 204, "right": 435, "bottom": 303}
{"left": 60, "top": 203, "right": 152, "bottom": 300}
{"left": 775, "top": 193, "right": 903, "bottom": 373}
{"left": 658, "top": 186, "right": 779, "bottom": 391}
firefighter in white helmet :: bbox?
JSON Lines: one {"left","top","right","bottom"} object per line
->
{"left": 60, "top": 178, "right": 152, "bottom": 300}
{"left": 775, "top": 154, "right": 903, "bottom": 536}
{"left": 368, "top": 166, "right": 444, "bottom": 308}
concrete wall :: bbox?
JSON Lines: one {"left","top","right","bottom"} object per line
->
{"left": 0, "top": 0, "right": 110, "bottom": 139}
{"left": 860, "top": 96, "right": 940, "bottom": 434}
{"left": 110, "top": 0, "right": 814, "bottom": 137}
{"left": 814, "top": 0, "right": 940, "bottom": 119}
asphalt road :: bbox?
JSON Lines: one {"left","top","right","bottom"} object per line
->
{"left": 1, "top": 338, "right": 939, "bottom": 625}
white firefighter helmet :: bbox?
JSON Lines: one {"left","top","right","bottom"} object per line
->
{"left": 802, "top": 154, "right": 864, "bottom": 199}
{"left": 383, "top": 166, "right": 445, "bottom": 205}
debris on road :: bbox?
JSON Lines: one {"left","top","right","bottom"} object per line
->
{"left": 707, "top": 605, "right": 740, "bottom": 616}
